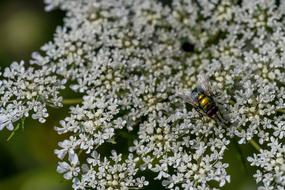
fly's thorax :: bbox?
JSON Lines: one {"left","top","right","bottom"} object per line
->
{"left": 191, "top": 86, "right": 204, "bottom": 100}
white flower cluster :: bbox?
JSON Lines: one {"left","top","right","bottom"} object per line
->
{"left": 0, "top": 61, "right": 65, "bottom": 130}
{"left": 55, "top": 91, "right": 149, "bottom": 189}
{"left": 248, "top": 137, "right": 285, "bottom": 190}
{"left": 1, "top": 0, "right": 285, "bottom": 189}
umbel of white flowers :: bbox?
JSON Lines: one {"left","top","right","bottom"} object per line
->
{"left": 1, "top": 0, "right": 285, "bottom": 189}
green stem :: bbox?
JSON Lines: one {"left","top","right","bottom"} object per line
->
{"left": 63, "top": 98, "right": 82, "bottom": 105}
{"left": 249, "top": 139, "right": 261, "bottom": 152}
{"left": 236, "top": 127, "right": 261, "bottom": 152}
{"left": 233, "top": 138, "right": 250, "bottom": 177}
{"left": 7, "top": 123, "right": 20, "bottom": 141}
{"left": 276, "top": 108, "right": 285, "bottom": 113}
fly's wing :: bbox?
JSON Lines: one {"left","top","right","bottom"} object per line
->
{"left": 197, "top": 75, "right": 214, "bottom": 96}
{"left": 177, "top": 92, "right": 198, "bottom": 107}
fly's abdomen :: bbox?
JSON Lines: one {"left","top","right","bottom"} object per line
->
{"left": 206, "top": 105, "right": 218, "bottom": 117}
{"left": 198, "top": 96, "right": 218, "bottom": 117}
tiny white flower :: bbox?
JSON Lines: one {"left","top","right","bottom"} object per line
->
{"left": 0, "top": 114, "right": 13, "bottom": 131}
{"left": 57, "top": 151, "right": 80, "bottom": 180}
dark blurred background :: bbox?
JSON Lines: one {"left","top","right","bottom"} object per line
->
{"left": 0, "top": 0, "right": 257, "bottom": 189}
{"left": 0, "top": 0, "right": 70, "bottom": 189}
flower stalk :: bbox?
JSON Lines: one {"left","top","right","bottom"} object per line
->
{"left": 63, "top": 98, "right": 82, "bottom": 105}
{"left": 249, "top": 139, "right": 261, "bottom": 152}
